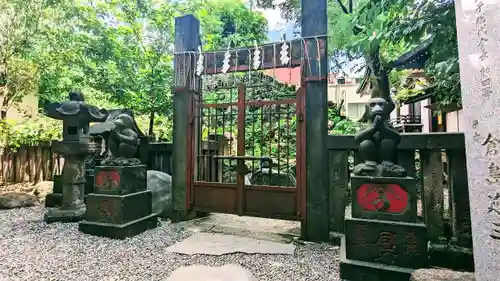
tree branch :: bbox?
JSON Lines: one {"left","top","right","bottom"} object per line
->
{"left": 4, "top": 0, "right": 47, "bottom": 62}
{"left": 335, "top": 0, "right": 349, "bottom": 14}
{"left": 333, "top": 0, "right": 364, "bottom": 34}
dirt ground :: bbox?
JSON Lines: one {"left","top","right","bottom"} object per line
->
{"left": 0, "top": 182, "right": 36, "bottom": 194}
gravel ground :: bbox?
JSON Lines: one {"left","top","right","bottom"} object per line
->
{"left": 0, "top": 206, "right": 341, "bottom": 281}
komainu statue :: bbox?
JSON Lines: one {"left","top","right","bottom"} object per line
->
{"left": 101, "top": 113, "right": 142, "bottom": 166}
{"left": 353, "top": 96, "right": 407, "bottom": 177}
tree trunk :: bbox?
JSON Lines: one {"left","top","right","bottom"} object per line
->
{"left": 359, "top": 45, "right": 391, "bottom": 122}
{"left": 0, "top": 61, "right": 7, "bottom": 121}
{"left": 367, "top": 45, "right": 391, "bottom": 100}
{"left": 148, "top": 111, "right": 155, "bottom": 139}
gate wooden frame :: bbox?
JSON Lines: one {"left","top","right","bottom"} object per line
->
{"left": 174, "top": 0, "right": 330, "bottom": 240}
{"left": 184, "top": 82, "right": 306, "bottom": 221}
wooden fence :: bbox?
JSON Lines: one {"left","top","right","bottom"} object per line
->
{"left": 328, "top": 132, "right": 472, "bottom": 249}
{"left": 0, "top": 145, "right": 64, "bottom": 185}
{"left": 0, "top": 139, "right": 219, "bottom": 186}
{"left": 147, "top": 141, "right": 219, "bottom": 177}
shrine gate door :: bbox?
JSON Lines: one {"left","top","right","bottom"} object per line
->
{"left": 186, "top": 82, "right": 305, "bottom": 221}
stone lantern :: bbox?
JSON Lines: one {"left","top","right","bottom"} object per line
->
{"left": 44, "top": 91, "right": 108, "bottom": 223}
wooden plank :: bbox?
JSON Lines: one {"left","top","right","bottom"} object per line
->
{"left": 447, "top": 149, "right": 473, "bottom": 248}
{"left": 172, "top": 15, "right": 201, "bottom": 213}
{"left": 398, "top": 150, "right": 416, "bottom": 178}
{"left": 35, "top": 146, "right": 43, "bottom": 183}
{"left": 15, "top": 148, "right": 22, "bottom": 182}
{"left": 0, "top": 147, "right": 5, "bottom": 184}
{"left": 149, "top": 142, "right": 173, "bottom": 152}
{"left": 6, "top": 151, "right": 13, "bottom": 182}
{"left": 164, "top": 152, "right": 172, "bottom": 175}
{"left": 328, "top": 150, "right": 349, "bottom": 233}
{"left": 302, "top": 0, "right": 329, "bottom": 242}
{"left": 42, "top": 147, "right": 50, "bottom": 181}
{"left": 327, "top": 132, "right": 466, "bottom": 150}
{"left": 138, "top": 136, "right": 149, "bottom": 165}
{"left": 420, "top": 149, "right": 445, "bottom": 242}
{"left": 28, "top": 146, "right": 36, "bottom": 182}
{"left": 353, "top": 150, "right": 361, "bottom": 165}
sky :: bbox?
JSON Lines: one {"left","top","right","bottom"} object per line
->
{"left": 242, "top": 0, "right": 298, "bottom": 42}
{"left": 245, "top": 0, "right": 363, "bottom": 76}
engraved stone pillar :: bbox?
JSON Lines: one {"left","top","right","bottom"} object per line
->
{"left": 454, "top": 0, "right": 500, "bottom": 279}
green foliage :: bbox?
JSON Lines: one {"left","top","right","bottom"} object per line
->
{"left": 258, "top": 0, "right": 461, "bottom": 107}
{"left": 328, "top": 106, "right": 361, "bottom": 135}
{"left": 0, "top": 117, "right": 62, "bottom": 150}
{"left": 135, "top": 114, "right": 173, "bottom": 142}
{"left": 2, "top": 57, "right": 39, "bottom": 112}
{"left": 0, "top": 0, "right": 55, "bottom": 117}
{"left": 3, "top": 0, "right": 269, "bottom": 146}
{"left": 181, "top": 0, "right": 269, "bottom": 50}
{"left": 389, "top": 69, "right": 429, "bottom": 102}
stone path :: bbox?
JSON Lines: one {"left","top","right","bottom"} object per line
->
{"left": 164, "top": 214, "right": 300, "bottom": 279}
{"left": 165, "top": 232, "right": 296, "bottom": 255}
{"left": 176, "top": 213, "right": 301, "bottom": 243}
{"left": 165, "top": 264, "right": 258, "bottom": 281}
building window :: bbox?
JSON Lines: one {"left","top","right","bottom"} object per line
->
{"left": 355, "top": 77, "right": 363, "bottom": 84}
{"left": 409, "top": 101, "right": 421, "bottom": 116}
{"left": 337, "top": 78, "right": 346, "bottom": 84}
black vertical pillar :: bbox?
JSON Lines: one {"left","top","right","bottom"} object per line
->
{"left": 172, "top": 15, "right": 200, "bottom": 216}
{"left": 301, "top": 0, "right": 330, "bottom": 241}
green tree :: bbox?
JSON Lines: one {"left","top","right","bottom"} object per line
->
{"left": 0, "top": 0, "right": 54, "bottom": 119}
{"left": 182, "top": 0, "right": 269, "bottom": 50}
{"left": 34, "top": 0, "right": 177, "bottom": 136}
{"left": 257, "top": 0, "right": 460, "bottom": 109}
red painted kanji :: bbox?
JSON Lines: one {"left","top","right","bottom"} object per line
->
{"left": 356, "top": 183, "right": 409, "bottom": 214}
{"left": 95, "top": 170, "right": 121, "bottom": 190}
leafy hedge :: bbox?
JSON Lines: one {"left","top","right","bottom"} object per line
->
{"left": 0, "top": 117, "right": 62, "bottom": 150}
{"left": 0, "top": 114, "right": 174, "bottom": 151}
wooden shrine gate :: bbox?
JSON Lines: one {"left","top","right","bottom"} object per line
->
{"left": 185, "top": 63, "right": 306, "bottom": 220}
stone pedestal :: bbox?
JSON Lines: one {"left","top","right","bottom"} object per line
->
{"left": 79, "top": 164, "right": 157, "bottom": 239}
{"left": 340, "top": 176, "right": 428, "bottom": 281}
{"left": 45, "top": 175, "right": 62, "bottom": 208}
{"left": 45, "top": 161, "right": 96, "bottom": 208}
{"left": 44, "top": 141, "right": 100, "bottom": 223}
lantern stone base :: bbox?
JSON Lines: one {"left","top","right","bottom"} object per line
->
{"left": 340, "top": 236, "right": 415, "bottom": 281}
{"left": 45, "top": 193, "right": 62, "bottom": 208}
{"left": 79, "top": 213, "right": 158, "bottom": 239}
{"left": 44, "top": 204, "right": 86, "bottom": 223}
{"left": 45, "top": 175, "right": 63, "bottom": 208}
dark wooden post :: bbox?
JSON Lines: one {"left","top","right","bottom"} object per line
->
{"left": 172, "top": 15, "right": 201, "bottom": 219}
{"left": 301, "top": 0, "right": 330, "bottom": 241}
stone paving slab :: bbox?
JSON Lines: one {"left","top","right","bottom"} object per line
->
{"left": 410, "top": 268, "right": 475, "bottom": 281}
{"left": 165, "top": 264, "right": 258, "bottom": 281}
{"left": 165, "top": 232, "right": 296, "bottom": 255}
